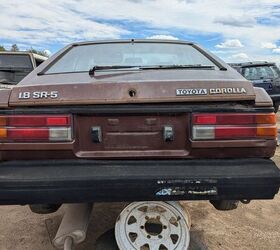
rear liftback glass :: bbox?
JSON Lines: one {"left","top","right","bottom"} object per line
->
{"left": 243, "top": 65, "right": 280, "bottom": 80}
{"left": 0, "top": 54, "right": 33, "bottom": 69}
{"left": 45, "top": 42, "right": 218, "bottom": 74}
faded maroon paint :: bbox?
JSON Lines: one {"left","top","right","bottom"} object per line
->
{"left": 74, "top": 114, "right": 189, "bottom": 158}
{"left": 9, "top": 80, "right": 255, "bottom": 106}
{"left": 0, "top": 89, "right": 11, "bottom": 108}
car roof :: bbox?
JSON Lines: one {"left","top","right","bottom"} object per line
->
{"left": 70, "top": 39, "right": 195, "bottom": 47}
{"left": 32, "top": 53, "right": 48, "bottom": 61}
{"left": 0, "top": 51, "right": 48, "bottom": 61}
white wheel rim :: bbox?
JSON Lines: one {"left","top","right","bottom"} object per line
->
{"left": 115, "top": 201, "right": 190, "bottom": 250}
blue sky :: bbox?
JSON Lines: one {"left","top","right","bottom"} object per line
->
{"left": 1, "top": 0, "right": 280, "bottom": 63}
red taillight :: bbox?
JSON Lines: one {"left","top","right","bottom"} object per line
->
{"left": 193, "top": 113, "right": 276, "bottom": 125}
{"left": 194, "top": 115, "right": 217, "bottom": 124}
{"left": 215, "top": 126, "right": 256, "bottom": 139}
{"left": 192, "top": 113, "right": 277, "bottom": 140}
{"left": 5, "top": 115, "right": 71, "bottom": 127}
{"left": 8, "top": 128, "right": 49, "bottom": 141}
{"left": 47, "top": 116, "right": 71, "bottom": 126}
{"left": 0, "top": 115, "right": 72, "bottom": 142}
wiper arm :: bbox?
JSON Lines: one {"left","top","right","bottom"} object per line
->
{"left": 141, "top": 64, "right": 227, "bottom": 71}
{"left": 139, "top": 64, "right": 216, "bottom": 70}
{"left": 89, "top": 64, "right": 217, "bottom": 76}
{"left": 89, "top": 65, "right": 141, "bottom": 76}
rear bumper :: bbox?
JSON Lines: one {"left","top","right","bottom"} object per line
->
{"left": 0, "top": 159, "right": 279, "bottom": 205}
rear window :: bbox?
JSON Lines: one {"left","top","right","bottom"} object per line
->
{"left": 45, "top": 42, "right": 217, "bottom": 74}
{"left": 0, "top": 54, "right": 33, "bottom": 69}
{"left": 242, "top": 65, "right": 280, "bottom": 80}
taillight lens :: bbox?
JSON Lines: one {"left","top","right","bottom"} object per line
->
{"left": 192, "top": 113, "right": 277, "bottom": 140}
{"left": 0, "top": 115, "right": 72, "bottom": 142}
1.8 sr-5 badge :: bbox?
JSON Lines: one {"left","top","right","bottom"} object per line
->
{"left": 18, "top": 91, "right": 59, "bottom": 99}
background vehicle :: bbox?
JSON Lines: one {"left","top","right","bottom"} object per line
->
{"left": 230, "top": 62, "right": 280, "bottom": 112}
{"left": 0, "top": 52, "right": 47, "bottom": 89}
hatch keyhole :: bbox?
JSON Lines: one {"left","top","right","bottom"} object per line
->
{"left": 128, "top": 89, "right": 137, "bottom": 97}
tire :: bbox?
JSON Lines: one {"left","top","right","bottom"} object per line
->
{"left": 94, "top": 229, "right": 119, "bottom": 250}
{"left": 210, "top": 200, "right": 239, "bottom": 211}
{"left": 115, "top": 201, "right": 190, "bottom": 250}
{"left": 274, "top": 103, "right": 279, "bottom": 113}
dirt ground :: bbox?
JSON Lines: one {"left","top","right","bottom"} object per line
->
{"left": 0, "top": 147, "right": 279, "bottom": 249}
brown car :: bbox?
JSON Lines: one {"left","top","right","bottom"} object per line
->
{"left": 0, "top": 39, "right": 279, "bottom": 212}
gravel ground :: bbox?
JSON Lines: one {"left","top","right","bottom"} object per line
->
{"left": 0, "top": 144, "right": 279, "bottom": 249}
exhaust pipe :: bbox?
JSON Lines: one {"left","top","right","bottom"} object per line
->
{"left": 53, "top": 203, "right": 93, "bottom": 249}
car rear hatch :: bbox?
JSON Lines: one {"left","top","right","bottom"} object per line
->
{"left": 252, "top": 78, "right": 273, "bottom": 91}
{"left": 242, "top": 64, "right": 280, "bottom": 94}
{"left": 8, "top": 69, "right": 256, "bottom": 106}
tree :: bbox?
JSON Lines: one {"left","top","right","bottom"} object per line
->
{"left": 10, "top": 44, "right": 19, "bottom": 52}
{"left": 0, "top": 45, "right": 5, "bottom": 51}
{"left": 28, "top": 47, "right": 49, "bottom": 57}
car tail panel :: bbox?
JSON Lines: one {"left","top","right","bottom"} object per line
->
{"left": 74, "top": 114, "right": 190, "bottom": 158}
{"left": 0, "top": 104, "right": 276, "bottom": 160}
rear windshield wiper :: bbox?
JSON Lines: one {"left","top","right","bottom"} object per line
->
{"left": 89, "top": 65, "right": 141, "bottom": 76}
{"left": 141, "top": 64, "right": 227, "bottom": 71}
{"left": 89, "top": 64, "right": 216, "bottom": 76}
{"left": 141, "top": 64, "right": 216, "bottom": 70}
